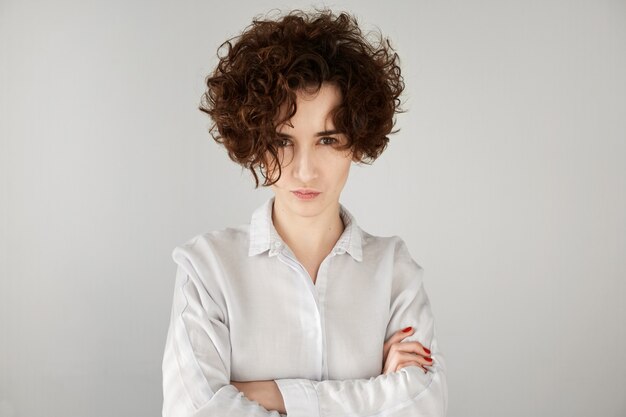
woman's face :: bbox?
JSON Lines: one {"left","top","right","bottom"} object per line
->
{"left": 265, "top": 82, "right": 354, "bottom": 219}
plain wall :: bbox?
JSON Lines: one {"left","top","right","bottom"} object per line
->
{"left": 1, "top": 0, "right": 624, "bottom": 416}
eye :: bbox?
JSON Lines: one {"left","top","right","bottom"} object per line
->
{"left": 320, "top": 137, "right": 338, "bottom": 145}
{"left": 276, "top": 138, "right": 292, "bottom": 147}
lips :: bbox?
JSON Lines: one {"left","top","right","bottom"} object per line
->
{"left": 291, "top": 190, "right": 321, "bottom": 200}
{"left": 292, "top": 189, "right": 321, "bottom": 194}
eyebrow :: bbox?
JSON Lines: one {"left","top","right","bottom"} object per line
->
{"left": 276, "top": 130, "right": 341, "bottom": 138}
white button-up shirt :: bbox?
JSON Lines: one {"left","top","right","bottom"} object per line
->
{"left": 162, "top": 196, "right": 448, "bottom": 416}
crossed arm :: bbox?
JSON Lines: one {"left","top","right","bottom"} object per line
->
{"left": 163, "top": 240, "right": 447, "bottom": 417}
{"left": 230, "top": 324, "right": 435, "bottom": 414}
{"left": 230, "top": 381, "right": 286, "bottom": 414}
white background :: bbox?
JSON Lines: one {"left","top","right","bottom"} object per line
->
{"left": 1, "top": 1, "right": 624, "bottom": 416}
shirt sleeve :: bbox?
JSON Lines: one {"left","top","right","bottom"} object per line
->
{"left": 162, "top": 247, "right": 285, "bottom": 417}
{"left": 273, "top": 238, "right": 448, "bottom": 417}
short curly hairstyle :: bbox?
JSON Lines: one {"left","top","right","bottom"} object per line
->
{"left": 199, "top": 7, "right": 405, "bottom": 188}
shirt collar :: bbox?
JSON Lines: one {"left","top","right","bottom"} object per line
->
{"left": 248, "top": 195, "right": 363, "bottom": 262}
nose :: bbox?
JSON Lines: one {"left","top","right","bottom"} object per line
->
{"left": 291, "top": 146, "right": 318, "bottom": 183}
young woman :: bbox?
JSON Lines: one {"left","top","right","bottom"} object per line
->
{"left": 162, "top": 9, "right": 448, "bottom": 417}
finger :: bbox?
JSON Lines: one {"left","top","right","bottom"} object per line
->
{"left": 394, "top": 351, "right": 433, "bottom": 368}
{"left": 396, "top": 326, "right": 415, "bottom": 341}
{"left": 383, "top": 326, "right": 416, "bottom": 362}
{"left": 391, "top": 341, "right": 433, "bottom": 359}
{"left": 382, "top": 351, "right": 405, "bottom": 375}
{"left": 384, "top": 326, "right": 415, "bottom": 349}
{"left": 396, "top": 361, "right": 428, "bottom": 373}
{"left": 383, "top": 350, "right": 428, "bottom": 375}
{"left": 396, "top": 361, "right": 424, "bottom": 372}
{"left": 387, "top": 354, "right": 427, "bottom": 374}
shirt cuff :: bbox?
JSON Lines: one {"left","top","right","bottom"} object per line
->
{"left": 274, "top": 379, "right": 320, "bottom": 417}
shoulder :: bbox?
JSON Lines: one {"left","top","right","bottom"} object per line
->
{"left": 361, "top": 231, "right": 423, "bottom": 268}
{"left": 363, "top": 232, "right": 425, "bottom": 291}
{"left": 171, "top": 223, "right": 249, "bottom": 271}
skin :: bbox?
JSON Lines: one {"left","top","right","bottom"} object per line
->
{"left": 266, "top": 81, "right": 355, "bottom": 284}
{"left": 382, "top": 326, "right": 434, "bottom": 374}
{"left": 230, "top": 82, "right": 434, "bottom": 413}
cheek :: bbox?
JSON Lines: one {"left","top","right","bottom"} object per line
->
{"left": 274, "top": 174, "right": 288, "bottom": 188}
{"left": 331, "top": 158, "right": 352, "bottom": 183}
{"left": 270, "top": 162, "right": 295, "bottom": 189}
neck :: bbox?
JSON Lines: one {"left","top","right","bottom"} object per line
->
{"left": 271, "top": 197, "right": 345, "bottom": 255}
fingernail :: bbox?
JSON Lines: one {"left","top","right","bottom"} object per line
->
{"left": 424, "top": 347, "right": 431, "bottom": 354}
{"left": 402, "top": 326, "right": 412, "bottom": 332}
{"left": 425, "top": 357, "right": 432, "bottom": 362}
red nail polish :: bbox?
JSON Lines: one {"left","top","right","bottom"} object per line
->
{"left": 424, "top": 347, "right": 431, "bottom": 354}
{"left": 425, "top": 357, "right": 432, "bottom": 362}
{"left": 402, "top": 326, "right": 412, "bottom": 332}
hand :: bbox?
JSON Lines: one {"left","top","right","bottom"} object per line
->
{"left": 231, "top": 380, "right": 286, "bottom": 414}
{"left": 382, "top": 326, "right": 433, "bottom": 374}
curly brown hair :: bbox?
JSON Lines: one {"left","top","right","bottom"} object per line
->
{"left": 199, "top": 7, "right": 405, "bottom": 188}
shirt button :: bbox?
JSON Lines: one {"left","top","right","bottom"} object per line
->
{"left": 274, "top": 241, "right": 281, "bottom": 247}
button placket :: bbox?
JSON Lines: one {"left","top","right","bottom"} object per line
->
{"left": 276, "top": 251, "right": 324, "bottom": 380}
{"left": 315, "top": 257, "right": 332, "bottom": 380}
